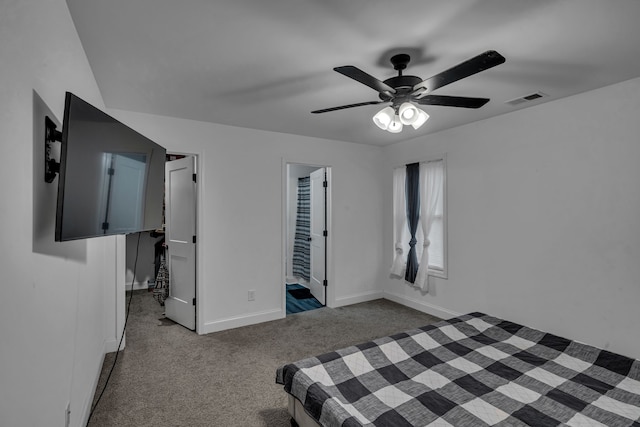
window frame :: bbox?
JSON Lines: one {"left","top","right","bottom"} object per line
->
{"left": 393, "top": 154, "right": 448, "bottom": 280}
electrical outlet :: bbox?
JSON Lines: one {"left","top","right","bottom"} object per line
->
{"left": 248, "top": 290, "right": 255, "bottom": 301}
{"left": 65, "top": 402, "right": 71, "bottom": 427}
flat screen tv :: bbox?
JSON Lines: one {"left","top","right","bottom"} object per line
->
{"left": 55, "top": 92, "right": 166, "bottom": 241}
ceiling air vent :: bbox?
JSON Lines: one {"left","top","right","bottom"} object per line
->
{"left": 505, "top": 91, "right": 547, "bottom": 106}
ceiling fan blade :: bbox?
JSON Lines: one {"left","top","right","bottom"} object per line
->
{"left": 334, "top": 66, "right": 396, "bottom": 95}
{"left": 311, "top": 101, "right": 385, "bottom": 114}
{"left": 413, "top": 50, "right": 505, "bottom": 95}
{"left": 414, "top": 95, "right": 490, "bottom": 109}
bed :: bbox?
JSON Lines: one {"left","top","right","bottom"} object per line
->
{"left": 276, "top": 312, "right": 640, "bottom": 426}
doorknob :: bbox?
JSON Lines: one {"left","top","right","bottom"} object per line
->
{"left": 307, "top": 237, "right": 312, "bottom": 242}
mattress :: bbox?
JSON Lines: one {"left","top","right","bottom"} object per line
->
{"left": 276, "top": 312, "right": 640, "bottom": 426}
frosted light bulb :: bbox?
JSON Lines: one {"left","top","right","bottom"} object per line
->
{"left": 411, "top": 109, "right": 430, "bottom": 129}
{"left": 372, "top": 106, "right": 394, "bottom": 130}
{"left": 399, "top": 102, "right": 419, "bottom": 125}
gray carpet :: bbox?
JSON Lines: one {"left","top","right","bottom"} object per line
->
{"left": 88, "top": 290, "right": 440, "bottom": 426}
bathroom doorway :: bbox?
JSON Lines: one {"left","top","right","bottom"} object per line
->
{"left": 284, "top": 163, "right": 331, "bottom": 315}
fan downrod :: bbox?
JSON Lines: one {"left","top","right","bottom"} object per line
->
{"left": 390, "top": 54, "right": 411, "bottom": 73}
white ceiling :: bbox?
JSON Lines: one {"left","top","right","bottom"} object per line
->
{"left": 66, "top": 0, "right": 640, "bottom": 146}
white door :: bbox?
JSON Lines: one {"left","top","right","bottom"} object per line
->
{"left": 164, "top": 156, "right": 196, "bottom": 330}
{"left": 309, "top": 168, "right": 326, "bottom": 305}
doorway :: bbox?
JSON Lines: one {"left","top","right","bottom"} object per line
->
{"left": 123, "top": 154, "right": 198, "bottom": 331}
{"left": 284, "top": 163, "right": 331, "bottom": 315}
{"left": 163, "top": 154, "right": 197, "bottom": 330}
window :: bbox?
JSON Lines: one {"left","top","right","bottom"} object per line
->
{"left": 420, "top": 177, "right": 445, "bottom": 272}
{"left": 390, "top": 157, "right": 447, "bottom": 289}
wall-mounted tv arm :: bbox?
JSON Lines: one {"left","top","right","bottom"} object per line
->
{"left": 44, "top": 116, "right": 62, "bottom": 183}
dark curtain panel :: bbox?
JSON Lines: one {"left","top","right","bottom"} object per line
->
{"left": 292, "top": 177, "right": 311, "bottom": 281}
{"left": 405, "top": 163, "right": 420, "bottom": 283}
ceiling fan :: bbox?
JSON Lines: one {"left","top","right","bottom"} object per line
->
{"left": 312, "top": 50, "right": 506, "bottom": 132}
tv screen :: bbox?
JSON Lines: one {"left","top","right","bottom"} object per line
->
{"left": 55, "top": 92, "right": 166, "bottom": 241}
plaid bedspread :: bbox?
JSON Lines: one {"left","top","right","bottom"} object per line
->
{"left": 276, "top": 312, "right": 640, "bottom": 426}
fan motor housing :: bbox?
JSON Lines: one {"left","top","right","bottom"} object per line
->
{"left": 380, "top": 75, "right": 423, "bottom": 101}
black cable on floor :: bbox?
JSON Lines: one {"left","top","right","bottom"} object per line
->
{"left": 86, "top": 232, "right": 141, "bottom": 426}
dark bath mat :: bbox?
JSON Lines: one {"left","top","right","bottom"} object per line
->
{"left": 288, "top": 288, "right": 312, "bottom": 300}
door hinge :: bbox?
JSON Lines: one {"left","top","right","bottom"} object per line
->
{"left": 323, "top": 279, "right": 328, "bottom": 287}
{"left": 101, "top": 222, "right": 109, "bottom": 230}
{"left": 323, "top": 180, "right": 328, "bottom": 188}
{"left": 192, "top": 298, "right": 196, "bottom": 306}
{"left": 107, "top": 167, "right": 115, "bottom": 176}
{"left": 192, "top": 173, "right": 197, "bottom": 183}
{"left": 192, "top": 235, "right": 197, "bottom": 244}
{"left": 323, "top": 230, "right": 328, "bottom": 237}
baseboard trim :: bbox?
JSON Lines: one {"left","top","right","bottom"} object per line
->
{"left": 80, "top": 341, "right": 108, "bottom": 427}
{"left": 125, "top": 282, "right": 151, "bottom": 291}
{"left": 383, "top": 291, "right": 461, "bottom": 320}
{"left": 200, "top": 308, "right": 283, "bottom": 334}
{"left": 334, "top": 290, "right": 384, "bottom": 308}
{"left": 104, "top": 333, "right": 125, "bottom": 353}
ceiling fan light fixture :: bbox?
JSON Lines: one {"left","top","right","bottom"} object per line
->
{"left": 316, "top": 51, "right": 504, "bottom": 134}
{"left": 387, "top": 115, "right": 403, "bottom": 133}
{"left": 411, "top": 109, "right": 430, "bottom": 130}
{"left": 372, "top": 106, "right": 394, "bottom": 130}
{"left": 398, "top": 102, "right": 419, "bottom": 125}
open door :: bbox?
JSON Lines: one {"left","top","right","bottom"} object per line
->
{"left": 309, "top": 168, "right": 326, "bottom": 305}
{"left": 164, "top": 156, "right": 196, "bottom": 330}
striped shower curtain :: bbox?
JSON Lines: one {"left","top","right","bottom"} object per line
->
{"left": 292, "top": 177, "right": 311, "bottom": 281}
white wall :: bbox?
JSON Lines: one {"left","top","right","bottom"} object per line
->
{"left": 0, "top": 1, "right": 119, "bottom": 426}
{"left": 382, "top": 77, "right": 640, "bottom": 360}
{"left": 109, "top": 110, "right": 386, "bottom": 333}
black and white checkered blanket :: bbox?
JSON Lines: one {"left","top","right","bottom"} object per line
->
{"left": 276, "top": 312, "right": 640, "bottom": 426}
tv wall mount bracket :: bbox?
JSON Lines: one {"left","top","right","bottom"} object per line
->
{"left": 44, "top": 116, "right": 62, "bottom": 183}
